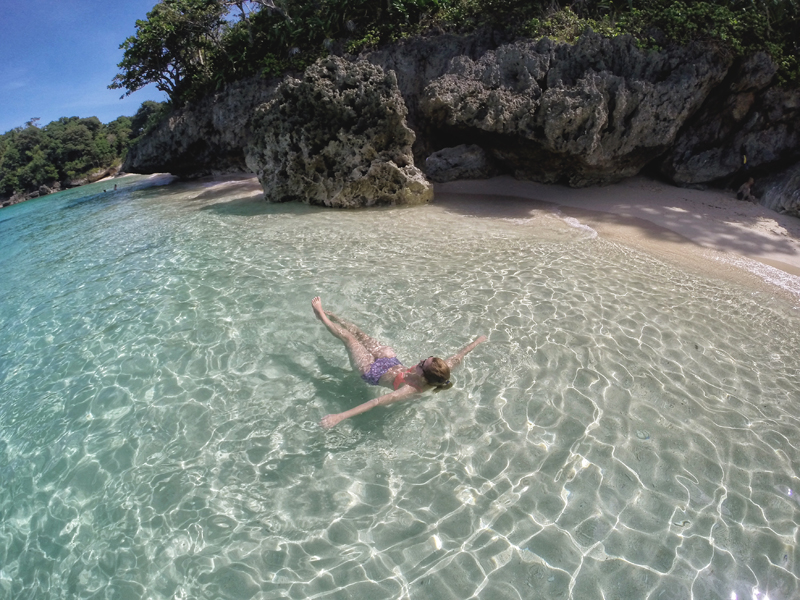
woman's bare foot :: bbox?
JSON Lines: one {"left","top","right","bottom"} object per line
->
{"left": 311, "top": 296, "right": 326, "bottom": 322}
{"left": 312, "top": 296, "right": 346, "bottom": 339}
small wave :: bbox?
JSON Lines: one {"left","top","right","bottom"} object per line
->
{"left": 715, "top": 254, "right": 800, "bottom": 302}
{"left": 560, "top": 215, "right": 598, "bottom": 239}
{"left": 499, "top": 217, "right": 537, "bottom": 225}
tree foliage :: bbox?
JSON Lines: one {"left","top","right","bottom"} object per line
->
{"left": 0, "top": 107, "right": 168, "bottom": 200}
{"left": 110, "top": 0, "right": 800, "bottom": 106}
{"left": 110, "top": 0, "right": 227, "bottom": 101}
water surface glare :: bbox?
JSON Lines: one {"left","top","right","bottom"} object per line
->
{"left": 1, "top": 177, "right": 799, "bottom": 600}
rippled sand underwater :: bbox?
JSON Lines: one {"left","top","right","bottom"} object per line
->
{"left": 1, "top": 176, "right": 799, "bottom": 599}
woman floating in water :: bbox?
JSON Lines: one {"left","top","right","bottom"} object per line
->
{"left": 312, "top": 297, "right": 486, "bottom": 429}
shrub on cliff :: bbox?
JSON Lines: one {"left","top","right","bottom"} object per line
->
{"left": 113, "top": 0, "right": 799, "bottom": 110}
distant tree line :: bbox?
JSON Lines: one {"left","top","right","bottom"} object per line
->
{"left": 0, "top": 101, "right": 166, "bottom": 201}
{"left": 111, "top": 0, "right": 799, "bottom": 108}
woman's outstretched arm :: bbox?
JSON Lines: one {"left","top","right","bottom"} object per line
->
{"left": 320, "top": 385, "right": 420, "bottom": 429}
{"left": 445, "top": 335, "right": 488, "bottom": 370}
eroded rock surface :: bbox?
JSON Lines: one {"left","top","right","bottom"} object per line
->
{"left": 661, "top": 53, "right": 800, "bottom": 185}
{"left": 421, "top": 33, "right": 732, "bottom": 186}
{"left": 123, "top": 77, "right": 280, "bottom": 177}
{"left": 245, "top": 56, "right": 432, "bottom": 207}
{"left": 755, "top": 161, "right": 800, "bottom": 218}
{"left": 425, "top": 144, "right": 497, "bottom": 182}
{"left": 365, "top": 30, "right": 505, "bottom": 162}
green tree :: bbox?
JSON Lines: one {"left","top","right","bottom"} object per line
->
{"left": 19, "top": 146, "right": 59, "bottom": 190}
{"left": 106, "top": 116, "right": 133, "bottom": 155}
{"left": 130, "top": 100, "right": 169, "bottom": 138}
{"left": 0, "top": 142, "right": 23, "bottom": 196}
{"left": 1, "top": 110, "right": 137, "bottom": 200}
{"left": 110, "top": 0, "right": 228, "bottom": 103}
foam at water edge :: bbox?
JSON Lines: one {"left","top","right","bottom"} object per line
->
{"left": 553, "top": 209, "right": 599, "bottom": 239}
{"left": 715, "top": 253, "right": 800, "bottom": 303}
{"left": 560, "top": 216, "right": 598, "bottom": 239}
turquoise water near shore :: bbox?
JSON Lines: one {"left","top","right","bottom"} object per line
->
{"left": 1, "top": 176, "right": 799, "bottom": 599}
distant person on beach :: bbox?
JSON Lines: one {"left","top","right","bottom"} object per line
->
{"left": 312, "top": 296, "right": 486, "bottom": 429}
{"left": 737, "top": 177, "right": 756, "bottom": 202}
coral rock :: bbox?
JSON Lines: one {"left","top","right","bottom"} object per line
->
{"left": 245, "top": 57, "right": 432, "bottom": 207}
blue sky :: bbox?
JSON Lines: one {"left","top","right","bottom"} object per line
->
{"left": 0, "top": 0, "right": 167, "bottom": 134}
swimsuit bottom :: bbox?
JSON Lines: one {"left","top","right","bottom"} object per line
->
{"left": 361, "top": 356, "right": 402, "bottom": 386}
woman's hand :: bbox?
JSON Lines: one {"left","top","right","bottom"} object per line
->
{"left": 320, "top": 413, "right": 344, "bottom": 429}
{"left": 446, "top": 335, "right": 488, "bottom": 369}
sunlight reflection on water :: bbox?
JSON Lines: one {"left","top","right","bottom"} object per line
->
{"left": 0, "top": 176, "right": 799, "bottom": 600}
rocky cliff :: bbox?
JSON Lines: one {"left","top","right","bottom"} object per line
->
{"left": 123, "top": 30, "right": 800, "bottom": 214}
{"left": 661, "top": 52, "right": 800, "bottom": 186}
{"left": 123, "top": 77, "right": 281, "bottom": 177}
{"left": 420, "top": 34, "right": 731, "bottom": 186}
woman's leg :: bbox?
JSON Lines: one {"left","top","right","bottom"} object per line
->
{"left": 325, "top": 311, "right": 396, "bottom": 359}
{"left": 312, "top": 297, "right": 375, "bottom": 374}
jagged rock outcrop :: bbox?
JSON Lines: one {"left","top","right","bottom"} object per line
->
{"left": 123, "top": 77, "right": 281, "bottom": 177}
{"left": 754, "top": 161, "right": 800, "bottom": 217}
{"left": 660, "top": 53, "right": 800, "bottom": 186}
{"left": 245, "top": 56, "right": 432, "bottom": 207}
{"left": 365, "top": 30, "right": 505, "bottom": 162}
{"left": 425, "top": 144, "right": 498, "bottom": 182}
{"left": 121, "top": 29, "right": 799, "bottom": 212}
{"left": 421, "top": 33, "right": 732, "bottom": 186}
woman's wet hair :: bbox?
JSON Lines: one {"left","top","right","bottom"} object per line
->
{"left": 422, "top": 357, "right": 452, "bottom": 390}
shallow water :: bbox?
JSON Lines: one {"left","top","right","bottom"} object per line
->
{"left": 1, "top": 177, "right": 799, "bottom": 600}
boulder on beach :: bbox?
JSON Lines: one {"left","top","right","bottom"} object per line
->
{"left": 425, "top": 144, "right": 497, "bottom": 182}
{"left": 245, "top": 56, "right": 433, "bottom": 208}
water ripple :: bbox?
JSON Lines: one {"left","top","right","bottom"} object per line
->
{"left": 0, "top": 178, "right": 799, "bottom": 599}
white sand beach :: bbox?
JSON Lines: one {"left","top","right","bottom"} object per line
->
{"left": 436, "top": 176, "right": 800, "bottom": 273}
{"left": 198, "top": 172, "right": 800, "bottom": 300}
{"left": 435, "top": 175, "right": 800, "bottom": 302}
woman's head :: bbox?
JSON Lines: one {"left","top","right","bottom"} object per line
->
{"left": 418, "top": 356, "right": 451, "bottom": 388}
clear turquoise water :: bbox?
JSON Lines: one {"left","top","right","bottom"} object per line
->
{"left": 1, "top": 176, "right": 799, "bottom": 600}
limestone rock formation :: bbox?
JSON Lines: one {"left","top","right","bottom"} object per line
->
{"left": 661, "top": 53, "right": 800, "bottom": 185}
{"left": 123, "top": 77, "right": 280, "bottom": 177}
{"left": 245, "top": 56, "right": 432, "bottom": 207}
{"left": 425, "top": 144, "right": 497, "bottom": 182}
{"left": 119, "top": 29, "right": 800, "bottom": 213}
{"left": 754, "top": 161, "right": 800, "bottom": 218}
{"left": 365, "top": 30, "right": 505, "bottom": 161}
{"left": 421, "top": 32, "right": 732, "bottom": 186}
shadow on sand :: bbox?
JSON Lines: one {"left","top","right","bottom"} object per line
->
{"left": 434, "top": 188, "right": 800, "bottom": 276}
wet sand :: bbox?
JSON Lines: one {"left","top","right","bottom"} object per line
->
{"left": 196, "top": 173, "right": 800, "bottom": 301}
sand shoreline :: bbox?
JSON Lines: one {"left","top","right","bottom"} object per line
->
{"left": 436, "top": 176, "right": 800, "bottom": 273}
{"left": 197, "top": 172, "right": 800, "bottom": 302}
{"left": 435, "top": 176, "right": 800, "bottom": 303}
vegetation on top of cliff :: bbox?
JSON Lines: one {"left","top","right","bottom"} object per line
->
{"left": 111, "top": 0, "right": 799, "bottom": 107}
{"left": 0, "top": 101, "right": 167, "bottom": 201}
{"left": 519, "top": 2, "right": 799, "bottom": 83}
